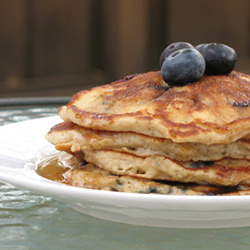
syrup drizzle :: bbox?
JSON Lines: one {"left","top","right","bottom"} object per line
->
{"left": 36, "top": 153, "right": 76, "bottom": 184}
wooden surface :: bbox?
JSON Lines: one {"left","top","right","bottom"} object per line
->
{"left": 168, "top": 0, "right": 250, "bottom": 55}
{"left": 0, "top": 0, "right": 250, "bottom": 97}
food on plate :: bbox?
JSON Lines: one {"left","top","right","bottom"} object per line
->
{"left": 161, "top": 48, "right": 205, "bottom": 86}
{"left": 47, "top": 113, "right": 250, "bottom": 162}
{"left": 43, "top": 42, "right": 250, "bottom": 195}
{"left": 159, "top": 42, "right": 194, "bottom": 66}
{"left": 196, "top": 43, "right": 237, "bottom": 75}
{"left": 58, "top": 70, "right": 250, "bottom": 144}
{"left": 37, "top": 152, "right": 250, "bottom": 195}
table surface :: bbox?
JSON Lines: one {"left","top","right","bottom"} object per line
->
{"left": 1, "top": 98, "right": 250, "bottom": 250}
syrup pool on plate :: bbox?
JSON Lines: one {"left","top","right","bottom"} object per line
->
{"left": 36, "top": 153, "right": 77, "bottom": 184}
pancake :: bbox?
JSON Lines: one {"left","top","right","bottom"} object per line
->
{"left": 59, "top": 71, "right": 250, "bottom": 144}
{"left": 64, "top": 158, "right": 250, "bottom": 196}
{"left": 79, "top": 150, "right": 250, "bottom": 186}
{"left": 37, "top": 151, "right": 250, "bottom": 195}
{"left": 46, "top": 121, "right": 250, "bottom": 161}
{"left": 45, "top": 69, "right": 250, "bottom": 195}
{"left": 64, "top": 163, "right": 207, "bottom": 195}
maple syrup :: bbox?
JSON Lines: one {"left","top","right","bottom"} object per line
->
{"left": 36, "top": 153, "right": 77, "bottom": 184}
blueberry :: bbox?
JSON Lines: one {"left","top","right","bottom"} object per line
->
{"left": 195, "top": 43, "right": 237, "bottom": 75}
{"left": 161, "top": 48, "right": 205, "bottom": 86}
{"left": 159, "top": 42, "right": 194, "bottom": 66}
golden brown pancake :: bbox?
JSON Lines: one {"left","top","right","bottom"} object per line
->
{"left": 65, "top": 163, "right": 209, "bottom": 195}
{"left": 46, "top": 121, "right": 250, "bottom": 161}
{"left": 79, "top": 150, "right": 250, "bottom": 186}
{"left": 44, "top": 152, "right": 250, "bottom": 196}
{"left": 59, "top": 71, "right": 250, "bottom": 144}
{"left": 45, "top": 70, "right": 250, "bottom": 195}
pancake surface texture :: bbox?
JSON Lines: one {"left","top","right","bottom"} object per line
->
{"left": 46, "top": 121, "right": 250, "bottom": 161}
{"left": 59, "top": 71, "right": 250, "bottom": 144}
{"left": 55, "top": 153, "right": 250, "bottom": 196}
{"left": 65, "top": 162, "right": 250, "bottom": 196}
{"left": 81, "top": 150, "right": 250, "bottom": 186}
{"left": 45, "top": 70, "right": 250, "bottom": 195}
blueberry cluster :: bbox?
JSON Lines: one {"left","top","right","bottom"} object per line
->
{"left": 160, "top": 42, "right": 237, "bottom": 87}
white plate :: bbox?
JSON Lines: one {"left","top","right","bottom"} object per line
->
{"left": 1, "top": 116, "right": 250, "bottom": 229}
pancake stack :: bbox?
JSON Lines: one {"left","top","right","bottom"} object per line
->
{"left": 46, "top": 71, "right": 250, "bottom": 195}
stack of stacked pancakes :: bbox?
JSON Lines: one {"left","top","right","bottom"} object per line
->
{"left": 46, "top": 71, "right": 250, "bottom": 195}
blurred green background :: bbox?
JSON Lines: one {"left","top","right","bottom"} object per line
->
{"left": 0, "top": 0, "right": 249, "bottom": 97}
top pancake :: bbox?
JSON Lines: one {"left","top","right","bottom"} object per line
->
{"left": 59, "top": 71, "right": 250, "bottom": 144}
